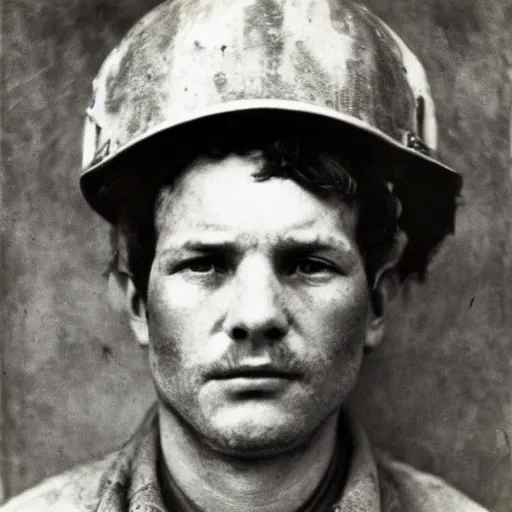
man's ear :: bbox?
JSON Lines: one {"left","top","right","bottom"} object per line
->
{"left": 108, "top": 270, "right": 149, "bottom": 347}
{"left": 364, "top": 230, "right": 407, "bottom": 352}
{"left": 364, "top": 270, "right": 400, "bottom": 352}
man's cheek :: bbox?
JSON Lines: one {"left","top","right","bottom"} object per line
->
{"left": 146, "top": 301, "right": 207, "bottom": 401}
{"left": 149, "top": 332, "right": 179, "bottom": 367}
{"left": 324, "top": 302, "right": 367, "bottom": 352}
{"left": 335, "top": 287, "right": 369, "bottom": 352}
{"left": 311, "top": 303, "right": 367, "bottom": 389}
{"left": 147, "top": 283, "right": 191, "bottom": 359}
{"left": 148, "top": 332, "right": 182, "bottom": 403}
{"left": 148, "top": 336, "right": 199, "bottom": 409}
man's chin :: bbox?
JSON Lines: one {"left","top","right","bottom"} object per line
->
{"left": 201, "top": 407, "right": 311, "bottom": 458}
{"left": 211, "top": 429, "right": 303, "bottom": 459}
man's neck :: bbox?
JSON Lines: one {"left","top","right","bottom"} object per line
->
{"left": 158, "top": 404, "right": 344, "bottom": 512}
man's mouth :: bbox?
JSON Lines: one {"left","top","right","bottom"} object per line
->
{"left": 209, "top": 364, "right": 301, "bottom": 380}
{"left": 206, "top": 364, "right": 301, "bottom": 394}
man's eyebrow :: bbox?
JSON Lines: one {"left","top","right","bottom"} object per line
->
{"left": 159, "top": 233, "right": 352, "bottom": 248}
{"left": 276, "top": 235, "right": 354, "bottom": 254}
{"left": 157, "top": 234, "right": 237, "bottom": 254}
{"left": 181, "top": 239, "right": 236, "bottom": 251}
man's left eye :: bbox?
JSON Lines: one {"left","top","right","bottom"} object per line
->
{"left": 295, "top": 259, "right": 333, "bottom": 275}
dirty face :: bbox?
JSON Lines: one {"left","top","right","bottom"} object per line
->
{"left": 145, "top": 153, "right": 371, "bottom": 455}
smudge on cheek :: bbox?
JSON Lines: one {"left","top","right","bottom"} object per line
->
{"left": 146, "top": 284, "right": 185, "bottom": 366}
{"left": 307, "top": 300, "right": 367, "bottom": 412}
{"left": 312, "top": 288, "right": 369, "bottom": 393}
{"left": 146, "top": 313, "right": 198, "bottom": 411}
{"left": 149, "top": 321, "right": 181, "bottom": 362}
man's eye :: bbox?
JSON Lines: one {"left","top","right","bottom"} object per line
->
{"left": 297, "top": 259, "right": 329, "bottom": 274}
{"left": 184, "top": 257, "right": 215, "bottom": 273}
{"left": 290, "top": 259, "right": 334, "bottom": 276}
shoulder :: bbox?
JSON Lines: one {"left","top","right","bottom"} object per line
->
{"left": 377, "top": 453, "right": 489, "bottom": 512}
{"left": 0, "top": 452, "right": 118, "bottom": 512}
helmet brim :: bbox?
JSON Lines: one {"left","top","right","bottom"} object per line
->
{"left": 81, "top": 99, "right": 460, "bottom": 218}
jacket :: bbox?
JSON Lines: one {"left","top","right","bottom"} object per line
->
{"left": 0, "top": 406, "right": 488, "bottom": 512}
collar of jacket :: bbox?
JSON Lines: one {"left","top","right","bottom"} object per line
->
{"left": 94, "top": 404, "right": 382, "bottom": 512}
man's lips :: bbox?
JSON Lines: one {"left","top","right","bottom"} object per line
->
{"left": 207, "top": 364, "right": 301, "bottom": 381}
{"left": 206, "top": 365, "right": 301, "bottom": 395}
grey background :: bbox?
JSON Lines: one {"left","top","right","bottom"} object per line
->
{"left": 1, "top": 0, "right": 511, "bottom": 510}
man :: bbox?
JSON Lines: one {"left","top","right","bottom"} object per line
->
{"left": 1, "top": 0, "right": 488, "bottom": 510}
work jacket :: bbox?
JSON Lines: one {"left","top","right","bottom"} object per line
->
{"left": 0, "top": 406, "right": 488, "bottom": 512}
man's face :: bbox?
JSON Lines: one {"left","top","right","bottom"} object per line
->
{"left": 144, "top": 153, "right": 372, "bottom": 455}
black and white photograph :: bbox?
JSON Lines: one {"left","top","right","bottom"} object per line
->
{"left": 0, "top": 0, "right": 510, "bottom": 510}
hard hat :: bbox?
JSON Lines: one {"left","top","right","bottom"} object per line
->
{"left": 80, "top": 0, "right": 461, "bottom": 274}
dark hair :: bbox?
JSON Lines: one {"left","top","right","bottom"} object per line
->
{"left": 103, "top": 131, "right": 411, "bottom": 302}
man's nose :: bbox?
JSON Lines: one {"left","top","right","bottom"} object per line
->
{"left": 223, "top": 257, "right": 290, "bottom": 343}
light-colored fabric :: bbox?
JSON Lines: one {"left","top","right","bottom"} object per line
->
{"left": 0, "top": 406, "right": 488, "bottom": 512}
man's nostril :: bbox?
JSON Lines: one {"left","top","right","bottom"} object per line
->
{"left": 266, "top": 327, "right": 284, "bottom": 340}
{"left": 232, "top": 327, "right": 248, "bottom": 340}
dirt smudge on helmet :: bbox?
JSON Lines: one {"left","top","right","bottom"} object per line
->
{"left": 327, "top": 0, "right": 352, "bottom": 34}
{"left": 104, "top": 2, "right": 182, "bottom": 140}
{"left": 292, "top": 40, "right": 332, "bottom": 104}
{"left": 213, "top": 72, "right": 228, "bottom": 93}
{"left": 359, "top": 8, "right": 415, "bottom": 140}
{"left": 327, "top": 0, "right": 414, "bottom": 140}
{"left": 105, "top": 50, "right": 134, "bottom": 116}
{"left": 243, "top": 0, "right": 291, "bottom": 97}
{"left": 244, "top": 0, "right": 284, "bottom": 63}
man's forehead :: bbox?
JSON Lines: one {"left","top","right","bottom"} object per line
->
{"left": 157, "top": 219, "right": 354, "bottom": 250}
{"left": 154, "top": 156, "right": 358, "bottom": 247}
{"left": 157, "top": 151, "right": 355, "bottom": 210}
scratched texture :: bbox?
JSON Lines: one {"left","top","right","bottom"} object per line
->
{"left": 1, "top": 0, "right": 511, "bottom": 510}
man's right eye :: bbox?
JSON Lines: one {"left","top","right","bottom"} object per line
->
{"left": 183, "top": 257, "right": 215, "bottom": 273}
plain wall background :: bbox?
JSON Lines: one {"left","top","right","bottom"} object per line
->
{"left": 1, "top": 0, "right": 511, "bottom": 510}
